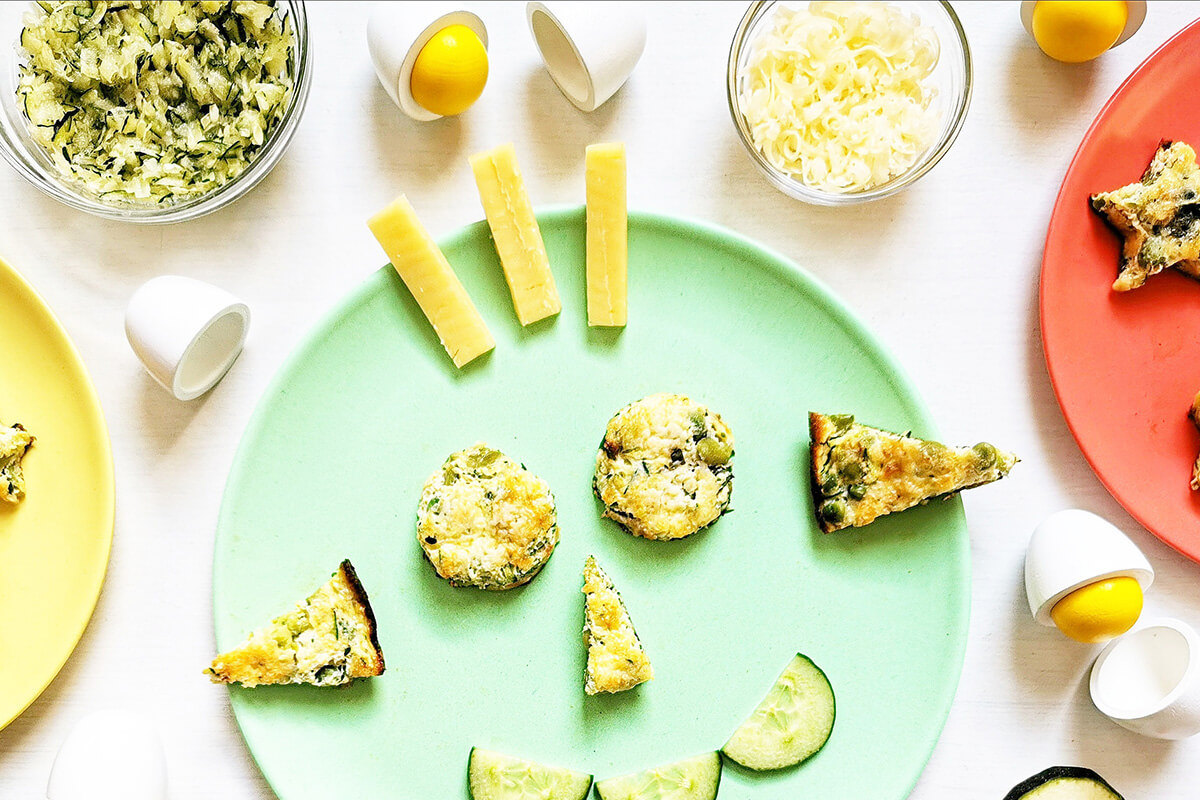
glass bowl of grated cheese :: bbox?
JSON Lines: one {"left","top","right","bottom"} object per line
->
{"left": 727, "top": 0, "right": 971, "bottom": 205}
{"left": 0, "top": 0, "right": 311, "bottom": 224}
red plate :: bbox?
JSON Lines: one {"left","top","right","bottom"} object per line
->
{"left": 1042, "top": 17, "right": 1200, "bottom": 562}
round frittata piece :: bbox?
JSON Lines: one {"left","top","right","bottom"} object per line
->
{"left": 418, "top": 443, "right": 559, "bottom": 589}
{"left": 593, "top": 393, "right": 734, "bottom": 541}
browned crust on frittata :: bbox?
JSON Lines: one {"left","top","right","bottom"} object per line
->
{"left": 807, "top": 411, "right": 1017, "bottom": 532}
{"left": 808, "top": 412, "right": 837, "bottom": 533}
{"left": 1189, "top": 393, "right": 1200, "bottom": 492}
{"left": 337, "top": 559, "right": 385, "bottom": 677}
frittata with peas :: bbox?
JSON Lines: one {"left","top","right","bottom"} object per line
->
{"left": 593, "top": 393, "right": 734, "bottom": 541}
{"left": 809, "top": 412, "right": 1017, "bottom": 532}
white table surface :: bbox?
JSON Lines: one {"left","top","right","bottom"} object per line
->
{"left": 2, "top": 1, "right": 1199, "bottom": 797}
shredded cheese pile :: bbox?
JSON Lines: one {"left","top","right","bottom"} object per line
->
{"left": 737, "top": 1, "right": 941, "bottom": 194}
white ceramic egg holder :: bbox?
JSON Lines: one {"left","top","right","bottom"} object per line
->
{"left": 47, "top": 710, "right": 167, "bottom": 800}
{"left": 367, "top": 4, "right": 490, "bottom": 122}
{"left": 125, "top": 275, "right": 250, "bottom": 401}
{"left": 1025, "top": 509, "right": 1200, "bottom": 740}
{"left": 1018, "top": 1, "right": 1147, "bottom": 56}
{"left": 366, "top": 1, "right": 646, "bottom": 120}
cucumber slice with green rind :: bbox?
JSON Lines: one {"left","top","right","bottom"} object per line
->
{"left": 594, "top": 752, "right": 721, "bottom": 800}
{"left": 1002, "top": 766, "right": 1124, "bottom": 800}
{"left": 468, "top": 747, "right": 593, "bottom": 800}
{"left": 721, "top": 652, "right": 835, "bottom": 770}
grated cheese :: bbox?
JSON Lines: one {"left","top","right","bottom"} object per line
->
{"left": 737, "top": 1, "right": 941, "bottom": 193}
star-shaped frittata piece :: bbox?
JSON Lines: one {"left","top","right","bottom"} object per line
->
{"left": 1090, "top": 140, "right": 1200, "bottom": 292}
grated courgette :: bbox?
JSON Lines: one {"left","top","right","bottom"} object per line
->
{"left": 15, "top": 0, "right": 296, "bottom": 205}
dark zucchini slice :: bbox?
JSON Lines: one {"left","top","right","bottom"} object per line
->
{"left": 1003, "top": 766, "right": 1124, "bottom": 800}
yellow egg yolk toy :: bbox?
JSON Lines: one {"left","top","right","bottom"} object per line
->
{"left": 1031, "top": 1, "right": 1128, "bottom": 63}
{"left": 409, "top": 24, "right": 489, "bottom": 117}
{"left": 1050, "top": 576, "right": 1143, "bottom": 643}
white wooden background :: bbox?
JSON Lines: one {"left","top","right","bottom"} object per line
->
{"left": 1, "top": 1, "right": 1198, "bottom": 797}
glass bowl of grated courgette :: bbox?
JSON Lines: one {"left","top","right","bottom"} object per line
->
{"left": 0, "top": 1, "right": 311, "bottom": 223}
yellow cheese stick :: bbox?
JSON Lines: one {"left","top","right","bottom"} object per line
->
{"left": 586, "top": 142, "right": 627, "bottom": 327}
{"left": 470, "top": 143, "right": 561, "bottom": 326}
{"left": 367, "top": 196, "right": 495, "bottom": 368}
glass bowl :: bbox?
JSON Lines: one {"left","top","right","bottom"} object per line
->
{"left": 727, "top": 1, "right": 972, "bottom": 206}
{"left": 0, "top": 1, "right": 312, "bottom": 224}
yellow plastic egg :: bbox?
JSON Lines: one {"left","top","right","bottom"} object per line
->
{"left": 1050, "top": 576, "right": 1144, "bottom": 643}
{"left": 1031, "top": 1, "right": 1128, "bottom": 63}
{"left": 1025, "top": 510, "right": 1154, "bottom": 642}
{"left": 409, "top": 24, "right": 489, "bottom": 117}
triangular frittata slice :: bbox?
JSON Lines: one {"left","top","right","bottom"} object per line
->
{"left": 582, "top": 556, "right": 652, "bottom": 695}
{"left": 206, "top": 560, "right": 384, "bottom": 688}
{"left": 809, "top": 412, "right": 1018, "bottom": 533}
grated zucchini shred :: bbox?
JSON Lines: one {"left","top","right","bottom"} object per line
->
{"left": 16, "top": 0, "right": 296, "bottom": 205}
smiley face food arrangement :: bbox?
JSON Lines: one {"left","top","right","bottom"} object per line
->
{"left": 218, "top": 168, "right": 1023, "bottom": 790}
{"left": 205, "top": 120, "right": 1064, "bottom": 771}
{"left": 206, "top": 392, "right": 1015, "bottom": 797}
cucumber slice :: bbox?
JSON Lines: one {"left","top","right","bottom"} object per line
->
{"left": 1003, "top": 766, "right": 1124, "bottom": 800}
{"left": 721, "top": 652, "right": 835, "bottom": 770}
{"left": 468, "top": 748, "right": 593, "bottom": 800}
{"left": 594, "top": 752, "right": 721, "bottom": 800}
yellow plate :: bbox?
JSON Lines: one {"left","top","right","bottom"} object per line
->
{"left": 0, "top": 257, "right": 114, "bottom": 730}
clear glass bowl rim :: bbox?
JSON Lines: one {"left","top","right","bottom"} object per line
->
{"left": 725, "top": 0, "right": 974, "bottom": 206}
{"left": 0, "top": 0, "right": 312, "bottom": 224}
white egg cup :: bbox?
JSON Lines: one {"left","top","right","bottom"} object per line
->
{"left": 1090, "top": 618, "right": 1200, "bottom": 740}
{"left": 526, "top": 1, "right": 646, "bottom": 112}
{"left": 1018, "top": 1, "right": 1147, "bottom": 53}
{"left": 125, "top": 275, "right": 250, "bottom": 402}
{"left": 47, "top": 709, "right": 167, "bottom": 800}
{"left": 1024, "top": 508, "right": 1154, "bottom": 626}
{"left": 1025, "top": 509, "right": 1200, "bottom": 740}
{"left": 367, "top": 3, "right": 489, "bottom": 121}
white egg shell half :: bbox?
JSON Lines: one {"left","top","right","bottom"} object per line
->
{"left": 1090, "top": 617, "right": 1200, "bottom": 739}
{"left": 1024, "top": 509, "right": 1153, "bottom": 626}
{"left": 1018, "top": 1, "right": 1147, "bottom": 50}
{"left": 47, "top": 710, "right": 166, "bottom": 800}
{"left": 366, "top": 3, "right": 488, "bottom": 121}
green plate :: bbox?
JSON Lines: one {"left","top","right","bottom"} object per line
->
{"left": 213, "top": 209, "right": 969, "bottom": 800}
